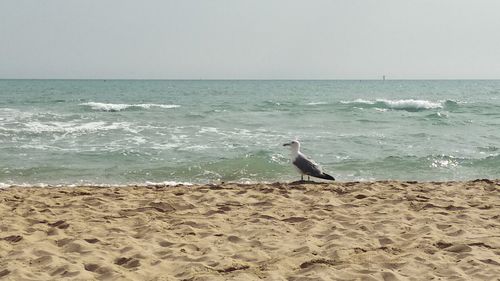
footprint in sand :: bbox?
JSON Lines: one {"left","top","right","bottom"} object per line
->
{"left": 444, "top": 244, "right": 472, "bottom": 253}
{"left": 3, "top": 235, "right": 23, "bottom": 243}
{"left": 354, "top": 194, "right": 368, "bottom": 199}
{"left": 292, "top": 246, "right": 310, "bottom": 255}
{"left": 204, "top": 204, "right": 233, "bottom": 216}
{"left": 84, "top": 238, "right": 100, "bottom": 244}
{"left": 55, "top": 238, "right": 73, "bottom": 247}
{"left": 480, "top": 259, "right": 500, "bottom": 266}
{"left": 114, "top": 257, "right": 141, "bottom": 269}
{"left": 50, "top": 266, "right": 79, "bottom": 278}
{"left": 63, "top": 242, "right": 89, "bottom": 254}
{"left": 227, "top": 235, "right": 244, "bottom": 243}
{"left": 48, "top": 220, "right": 70, "bottom": 229}
{"left": 299, "top": 258, "right": 340, "bottom": 269}
{"left": 381, "top": 271, "right": 400, "bottom": 281}
{"left": 47, "top": 228, "right": 59, "bottom": 236}
{"left": 149, "top": 202, "right": 175, "bottom": 213}
{"left": 378, "top": 237, "right": 394, "bottom": 246}
{"left": 31, "top": 255, "right": 52, "bottom": 266}
{"left": 0, "top": 269, "right": 10, "bottom": 278}
{"left": 84, "top": 263, "right": 100, "bottom": 272}
{"left": 158, "top": 240, "right": 175, "bottom": 247}
{"left": 435, "top": 241, "right": 472, "bottom": 253}
{"left": 216, "top": 264, "right": 250, "bottom": 273}
{"left": 282, "top": 217, "right": 308, "bottom": 223}
{"left": 119, "top": 246, "right": 134, "bottom": 254}
{"left": 94, "top": 266, "right": 114, "bottom": 279}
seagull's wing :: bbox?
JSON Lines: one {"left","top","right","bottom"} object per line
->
{"left": 293, "top": 153, "right": 323, "bottom": 177}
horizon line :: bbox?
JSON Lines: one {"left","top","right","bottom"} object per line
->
{"left": 1, "top": 78, "right": 499, "bottom": 81}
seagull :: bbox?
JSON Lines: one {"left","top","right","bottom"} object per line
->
{"left": 283, "top": 140, "right": 335, "bottom": 181}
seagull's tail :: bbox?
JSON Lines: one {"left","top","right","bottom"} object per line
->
{"left": 318, "top": 173, "right": 335, "bottom": 181}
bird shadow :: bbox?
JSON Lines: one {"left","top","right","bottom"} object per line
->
{"left": 289, "top": 180, "right": 329, "bottom": 186}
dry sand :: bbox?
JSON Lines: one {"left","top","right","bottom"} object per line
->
{"left": 0, "top": 180, "right": 499, "bottom": 281}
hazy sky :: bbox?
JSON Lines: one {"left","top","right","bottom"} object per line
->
{"left": 1, "top": 0, "right": 500, "bottom": 79}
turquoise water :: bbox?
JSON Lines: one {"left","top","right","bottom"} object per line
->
{"left": 1, "top": 80, "right": 499, "bottom": 186}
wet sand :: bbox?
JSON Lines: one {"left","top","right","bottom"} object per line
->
{"left": 1, "top": 180, "right": 499, "bottom": 280}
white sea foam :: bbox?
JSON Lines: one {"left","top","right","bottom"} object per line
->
{"left": 306, "top": 101, "right": 328, "bottom": 105}
{"left": 341, "top": 99, "right": 444, "bottom": 110}
{"left": 431, "top": 158, "right": 459, "bottom": 169}
{"left": 0, "top": 108, "right": 34, "bottom": 122}
{"left": 0, "top": 181, "right": 194, "bottom": 188}
{"left": 13, "top": 121, "right": 138, "bottom": 134}
{"left": 0, "top": 182, "right": 50, "bottom": 188}
{"left": 80, "top": 102, "right": 180, "bottom": 112}
{"left": 379, "top": 99, "right": 443, "bottom": 109}
{"left": 179, "top": 145, "right": 211, "bottom": 152}
{"left": 19, "top": 144, "right": 75, "bottom": 151}
{"left": 143, "top": 181, "right": 193, "bottom": 186}
{"left": 341, "top": 98, "right": 374, "bottom": 105}
{"left": 199, "top": 127, "right": 219, "bottom": 134}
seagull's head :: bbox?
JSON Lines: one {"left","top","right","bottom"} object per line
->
{"left": 283, "top": 140, "right": 300, "bottom": 152}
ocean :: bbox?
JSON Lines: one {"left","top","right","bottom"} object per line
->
{"left": 0, "top": 80, "right": 499, "bottom": 186}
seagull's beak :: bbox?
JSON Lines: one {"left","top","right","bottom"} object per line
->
{"left": 283, "top": 143, "right": 291, "bottom": 147}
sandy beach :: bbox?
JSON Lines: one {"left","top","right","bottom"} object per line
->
{"left": 0, "top": 180, "right": 499, "bottom": 280}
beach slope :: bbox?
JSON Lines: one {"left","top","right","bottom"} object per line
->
{"left": 1, "top": 180, "right": 499, "bottom": 280}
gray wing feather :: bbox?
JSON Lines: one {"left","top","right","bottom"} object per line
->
{"left": 293, "top": 154, "right": 323, "bottom": 176}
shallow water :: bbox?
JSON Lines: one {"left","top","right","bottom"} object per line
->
{"left": 1, "top": 80, "right": 499, "bottom": 186}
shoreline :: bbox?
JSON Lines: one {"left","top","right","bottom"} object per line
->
{"left": 1, "top": 180, "right": 499, "bottom": 280}
{"left": 1, "top": 178, "right": 498, "bottom": 188}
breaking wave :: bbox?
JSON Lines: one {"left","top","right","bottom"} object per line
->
{"left": 80, "top": 102, "right": 180, "bottom": 112}
{"left": 341, "top": 99, "right": 457, "bottom": 111}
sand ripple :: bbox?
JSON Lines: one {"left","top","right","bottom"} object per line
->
{"left": 1, "top": 180, "right": 499, "bottom": 280}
